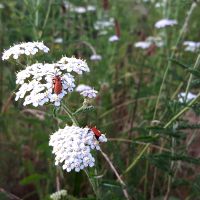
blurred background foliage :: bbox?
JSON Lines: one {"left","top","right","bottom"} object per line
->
{"left": 1, "top": 0, "right": 200, "bottom": 199}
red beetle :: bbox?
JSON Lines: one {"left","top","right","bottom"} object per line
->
{"left": 52, "top": 75, "right": 62, "bottom": 95}
{"left": 90, "top": 126, "right": 102, "bottom": 139}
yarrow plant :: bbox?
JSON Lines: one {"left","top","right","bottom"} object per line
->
{"left": 2, "top": 41, "right": 131, "bottom": 199}
{"left": 14, "top": 56, "right": 90, "bottom": 107}
{"left": 2, "top": 41, "right": 110, "bottom": 195}
{"left": 49, "top": 125, "right": 107, "bottom": 172}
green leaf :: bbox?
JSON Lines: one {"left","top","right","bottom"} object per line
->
{"left": 187, "top": 68, "right": 200, "bottom": 77}
{"left": 20, "top": 173, "right": 46, "bottom": 185}
{"left": 147, "top": 126, "right": 185, "bottom": 139}
{"left": 133, "top": 135, "right": 158, "bottom": 142}
{"left": 73, "top": 105, "right": 95, "bottom": 115}
{"left": 170, "top": 58, "right": 191, "bottom": 69}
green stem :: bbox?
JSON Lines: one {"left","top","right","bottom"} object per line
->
{"left": 84, "top": 169, "right": 98, "bottom": 198}
{"left": 184, "top": 53, "right": 200, "bottom": 101}
{"left": 153, "top": 1, "right": 197, "bottom": 119}
{"left": 125, "top": 92, "right": 200, "bottom": 174}
{"left": 40, "top": 0, "right": 53, "bottom": 39}
{"left": 125, "top": 144, "right": 150, "bottom": 174}
{"left": 61, "top": 104, "right": 98, "bottom": 197}
{"left": 62, "top": 103, "right": 78, "bottom": 126}
{"left": 34, "top": 0, "right": 40, "bottom": 39}
{"left": 164, "top": 92, "right": 200, "bottom": 128}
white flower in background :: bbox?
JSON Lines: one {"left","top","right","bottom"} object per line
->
{"left": 90, "top": 54, "right": 102, "bottom": 61}
{"left": 86, "top": 5, "right": 96, "bottom": 12}
{"left": 0, "top": 3, "right": 4, "bottom": 9}
{"left": 155, "top": 2, "right": 162, "bottom": 8}
{"left": 63, "top": 1, "right": 71, "bottom": 9}
{"left": 49, "top": 125, "right": 107, "bottom": 172}
{"left": 76, "top": 84, "right": 98, "bottom": 98}
{"left": 50, "top": 190, "right": 67, "bottom": 200}
{"left": 98, "top": 30, "right": 109, "bottom": 36}
{"left": 135, "top": 41, "right": 151, "bottom": 49}
{"left": 146, "top": 36, "right": 163, "bottom": 47}
{"left": 155, "top": 19, "right": 177, "bottom": 29}
{"left": 58, "top": 57, "right": 90, "bottom": 74}
{"left": 54, "top": 38, "right": 63, "bottom": 44}
{"left": 2, "top": 42, "right": 49, "bottom": 60}
{"left": 72, "top": 6, "right": 96, "bottom": 14}
{"left": 63, "top": 1, "right": 96, "bottom": 14}
{"left": 109, "top": 35, "right": 119, "bottom": 42}
{"left": 178, "top": 92, "right": 197, "bottom": 103}
{"left": 94, "top": 18, "right": 114, "bottom": 31}
{"left": 73, "top": 6, "right": 86, "bottom": 14}
{"left": 135, "top": 36, "right": 163, "bottom": 49}
{"left": 183, "top": 41, "right": 200, "bottom": 52}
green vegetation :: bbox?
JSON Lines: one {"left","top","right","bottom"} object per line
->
{"left": 1, "top": 0, "right": 200, "bottom": 199}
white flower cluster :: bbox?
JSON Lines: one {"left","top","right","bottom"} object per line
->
{"left": 76, "top": 84, "right": 98, "bottom": 98}
{"left": 15, "top": 57, "right": 90, "bottom": 107}
{"left": 90, "top": 54, "right": 102, "bottom": 61}
{"left": 49, "top": 125, "right": 107, "bottom": 172}
{"left": 50, "top": 189, "right": 67, "bottom": 200}
{"left": 2, "top": 42, "right": 49, "bottom": 60}
{"left": 155, "top": 19, "right": 177, "bottom": 29}
{"left": 178, "top": 92, "right": 197, "bottom": 103}
{"left": 58, "top": 57, "right": 90, "bottom": 74}
{"left": 94, "top": 18, "right": 114, "bottom": 32}
{"left": 63, "top": 1, "right": 96, "bottom": 14}
{"left": 0, "top": 3, "right": 4, "bottom": 9}
{"left": 54, "top": 38, "right": 63, "bottom": 44}
{"left": 109, "top": 35, "right": 120, "bottom": 42}
{"left": 183, "top": 41, "right": 200, "bottom": 52}
{"left": 15, "top": 63, "right": 76, "bottom": 107}
{"left": 2, "top": 40, "right": 97, "bottom": 107}
{"left": 134, "top": 36, "right": 163, "bottom": 49}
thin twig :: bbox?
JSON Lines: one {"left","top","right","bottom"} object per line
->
{"left": 0, "top": 188, "right": 22, "bottom": 200}
{"left": 100, "top": 149, "right": 131, "bottom": 200}
{"left": 108, "top": 138, "right": 170, "bottom": 152}
{"left": 56, "top": 168, "right": 61, "bottom": 191}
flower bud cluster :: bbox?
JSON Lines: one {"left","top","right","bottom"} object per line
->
{"left": 76, "top": 84, "right": 98, "bottom": 98}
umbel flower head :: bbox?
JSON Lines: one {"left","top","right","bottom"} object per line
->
{"left": 15, "top": 57, "right": 90, "bottom": 107}
{"left": 178, "top": 92, "right": 197, "bottom": 103}
{"left": 76, "top": 84, "right": 98, "bottom": 98}
{"left": 50, "top": 189, "right": 67, "bottom": 200}
{"left": 155, "top": 19, "right": 177, "bottom": 29}
{"left": 2, "top": 41, "right": 49, "bottom": 60}
{"left": 49, "top": 125, "right": 107, "bottom": 172}
{"left": 134, "top": 36, "right": 163, "bottom": 49}
{"left": 183, "top": 41, "right": 200, "bottom": 52}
